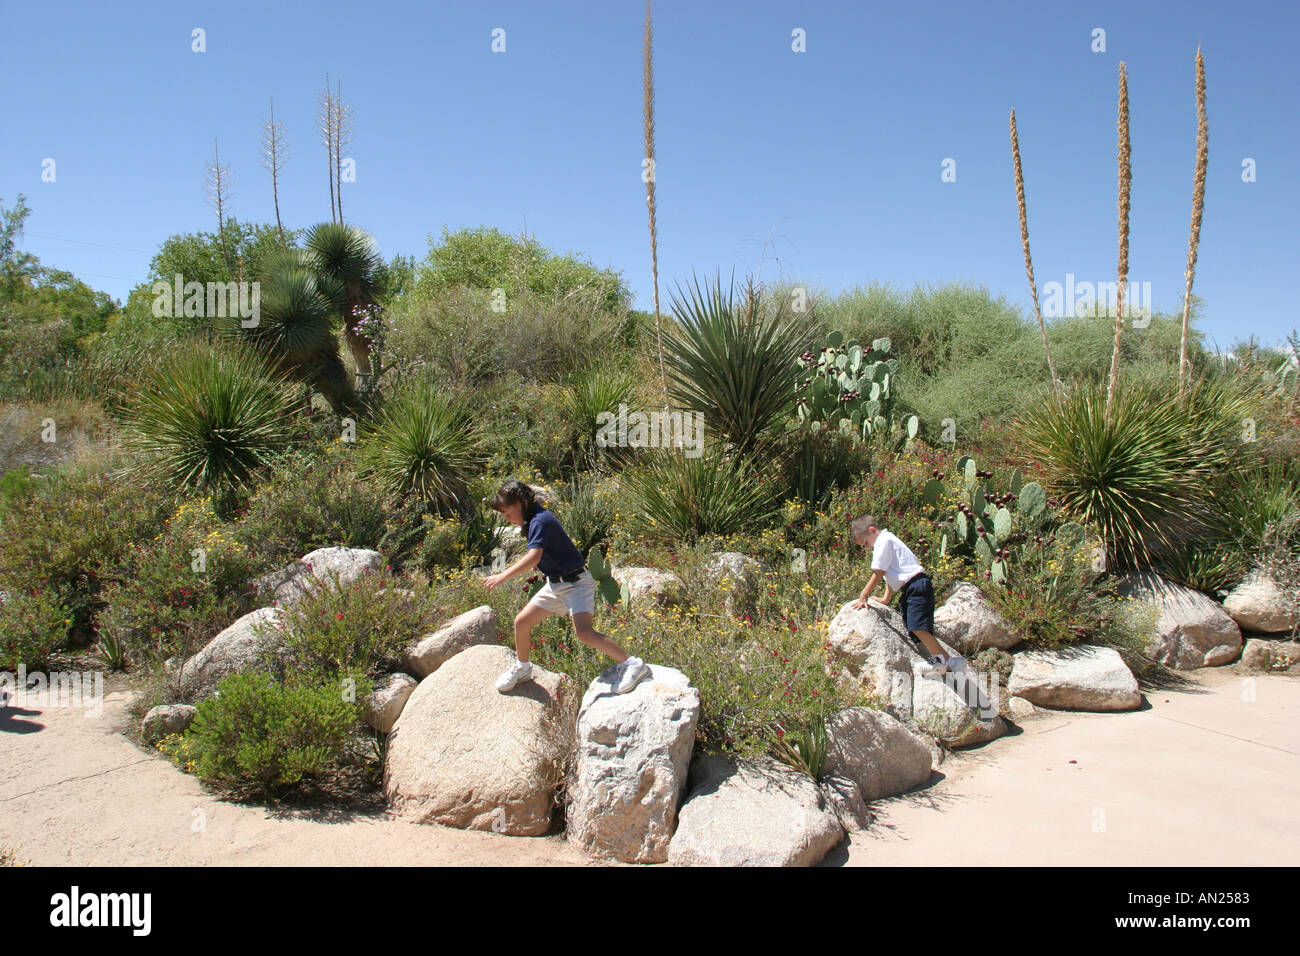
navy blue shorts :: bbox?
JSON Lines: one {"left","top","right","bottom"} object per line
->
{"left": 898, "top": 573, "right": 935, "bottom": 636}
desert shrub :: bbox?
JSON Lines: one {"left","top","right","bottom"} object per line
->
{"left": 661, "top": 273, "right": 818, "bottom": 455}
{"left": 1013, "top": 374, "right": 1254, "bottom": 569}
{"left": 356, "top": 374, "right": 485, "bottom": 510}
{"left": 0, "top": 466, "right": 174, "bottom": 643}
{"left": 235, "top": 443, "right": 393, "bottom": 568}
{"left": 384, "top": 284, "right": 630, "bottom": 388}
{"left": 551, "top": 474, "right": 617, "bottom": 556}
{"left": 94, "top": 496, "right": 261, "bottom": 664}
{"left": 158, "top": 670, "right": 367, "bottom": 796}
{"left": 261, "top": 567, "right": 446, "bottom": 680}
{"left": 0, "top": 587, "right": 71, "bottom": 671}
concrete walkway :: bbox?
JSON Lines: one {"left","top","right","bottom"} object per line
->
{"left": 1, "top": 667, "right": 1295, "bottom": 866}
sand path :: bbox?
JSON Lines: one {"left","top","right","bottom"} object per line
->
{"left": 1, "top": 667, "right": 1295, "bottom": 866}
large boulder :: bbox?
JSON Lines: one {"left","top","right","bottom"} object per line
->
{"left": 566, "top": 663, "right": 700, "bottom": 863}
{"left": 934, "top": 582, "right": 1022, "bottom": 651}
{"left": 1223, "top": 574, "right": 1298, "bottom": 634}
{"left": 825, "top": 602, "right": 1004, "bottom": 746}
{"left": 819, "top": 773, "right": 872, "bottom": 833}
{"left": 667, "top": 755, "right": 844, "bottom": 867}
{"left": 177, "top": 607, "right": 291, "bottom": 701}
{"left": 405, "top": 605, "right": 501, "bottom": 678}
{"left": 363, "top": 673, "right": 417, "bottom": 734}
{"left": 822, "top": 706, "right": 934, "bottom": 801}
{"left": 1008, "top": 645, "right": 1141, "bottom": 711}
{"left": 825, "top": 602, "right": 916, "bottom": 716}
{"left": 1118, "top": 573, "right": 1242, "bottom": 669}
{"left": 383, "top": 645, "right": 575, "bottom": 835}
{"left": 141, "top": 704, "right": 196, "bottom": 744}
{"left": 611, "top": 566, "right": 686, "bottom": 607}
{"left": 252, "top": 546, "right": 386, "bottom": 607}
{"left": 1239, "top": 639, "right": 1300, "bottom": 673}
{"left": 910, "top": 663, "right": 1006, "bottom": 748}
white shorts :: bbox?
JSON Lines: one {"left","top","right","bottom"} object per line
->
{"left": 527, "top": 570, "right": 596, "bottom": 617}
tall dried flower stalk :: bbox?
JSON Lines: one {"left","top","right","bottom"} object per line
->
{"left": 643, "top": 0, "right": 668, "bottom": 408}
{"left": 1178, "top": 47, "right": 1208, "bottom": 400}
{"left": 1106, "top": 61, "right": 1131, "bottom": 418}
{"left": 1010, "top": 109, "right": 1059, "bottom": 390}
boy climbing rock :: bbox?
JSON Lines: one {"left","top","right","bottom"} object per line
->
{"left": 483, "top": 479, "right": 650, "bottom": 695}
{"left": 849, "top": 514, "right": 967, "bottom": 678}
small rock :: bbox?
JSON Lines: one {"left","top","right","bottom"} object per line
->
{"left": 1240, "top": 638, "right": 1300, "bottom": 673}
{"left": 1007, "top": 696, "right": 1036, "bottom": 719}
{"left": 1224, "top": 574, "right": 1298, "bottom": 634}
{"left": 610, "top": 566, "right": 685, "bottom": 608}
{"left": 363, "top": 673, "right": 417, "bottom": 734}
{"left": 141, "top": 704, "right": 196, "bottom": 744}
{"left": 934, "top": 582, "right": 1022, "bottom": 651}
{"left": 1119, "top": 572, "right": 1242, "bottom": 669}
{"left": 822, "top": 706, "right": 934, "bottom": 801}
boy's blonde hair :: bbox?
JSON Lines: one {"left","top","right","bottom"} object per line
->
{"left": 850, "top": 514, "right": 879, "bottom": 540}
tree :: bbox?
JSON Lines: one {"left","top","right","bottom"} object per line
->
{"left": 260, "top": 97, "right": 288, "bottom": 241}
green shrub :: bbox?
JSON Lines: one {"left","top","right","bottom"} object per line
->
{"left": 261, "top": 567, "right": 445, "bottom": 679}
{"left": 159, "top": 670, "right": 367, "bottom": 796}
{"left": 235, "top": 443, "right": 393, "bottom": 568}
{"left": 661, "top": 273, "right": 818, "bottom": 455}
{"left": 0, "top": 467, "right": 174, "bottom": 642}
{"left": 1013, "top": 375, "right": 1250, "bottom": 569}
{"left": 94, "top": 497, "right": 261, "bottom": 663}
{"left": 0, "top": 587, "right": 71, "bottom": 671}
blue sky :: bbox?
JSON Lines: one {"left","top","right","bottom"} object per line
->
{"left": 5, "top": 0, "right": 1298, "bottom": 349}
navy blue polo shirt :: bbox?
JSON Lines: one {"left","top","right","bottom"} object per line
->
{"left": 524, "top": 505, "right": 585, "bottom": 577}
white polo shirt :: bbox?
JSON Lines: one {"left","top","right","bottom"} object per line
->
{"left": 871, "top": 529, "right": 925, "bottom": 592}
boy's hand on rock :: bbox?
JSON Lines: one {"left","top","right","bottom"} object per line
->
{"left": 851, "top": 597, "right": 867, "bottom": 609}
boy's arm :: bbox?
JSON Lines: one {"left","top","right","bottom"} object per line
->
{"left": 483, "top": 547, "right": 542, "bottom": 589}
{"left": 852, "top": 570, "right": 887, "bottom": 608}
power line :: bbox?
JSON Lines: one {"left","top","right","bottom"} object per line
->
{"left": 22, "top": 232, "right": 153, "bottom": 255}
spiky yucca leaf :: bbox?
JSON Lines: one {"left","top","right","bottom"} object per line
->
{"left": 228, "top": 264, "right": 335, "bottom": 366}
{"left": 662, "top": 272, "right": 815, "bottom": 455}
{"left": 1014, "top": 377, "right": 1221, "bottom": 569}
{"left": 119, "top": 340, "right": 300, "bottom": 500}
{"left": 358, "top": 377, "right": 483, "bottom": 508}
{"left": 304, "top": 222, "right": 382, "bottom": 307}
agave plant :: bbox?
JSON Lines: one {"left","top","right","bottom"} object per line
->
{"left": 119, "top": 339, "right": 301, "bottom": 515}
{"left": 303, "top": 222, "right": 385, "bottom": 389}
{"left": 661, "top": 272, "right": 817, "bottom": 455}
{"left": 357, "top": 376, "right": 483, "bottom": 510}
{"left": 620, "top": 443, "right": 781, "bottom": 545}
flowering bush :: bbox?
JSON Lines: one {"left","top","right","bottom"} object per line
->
{"left": 0, "top": 587, "right": 70, "bottom": 671}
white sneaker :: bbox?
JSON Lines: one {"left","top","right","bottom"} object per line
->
{"left": 918, "top": 655, "right": 948, "bottom": 679}
{"left": 612, "top": 657, "right": 651, "bottom": 694}
{"left": 945, "top": 656, "right": 968, "bottom": 673}
{"left": 495, "top": 659, "right": 533, "bottom": 693}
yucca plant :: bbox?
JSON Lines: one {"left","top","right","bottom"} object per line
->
{"left": 303, "top": 222, "right": 384, "bottom": 389}
{"left": 93, "top": 630, "right": 130, "bottom": 672}
{"left": 357, "top": 375, "right": 483, "bottom": 511}
{"left": 118, "top": 340, "right": 301, "bottom": 517}
{"left": 1014, "top": 376, "right": 1223, "bottom": 569}
{"left": 620, "top": 443, "right": 781, "bottom": 545}
{"left": 561, "top": 366, "right": 637, "bottom": 471}
{"left": 662, "top": 272, "right": 816, "bottom": 455}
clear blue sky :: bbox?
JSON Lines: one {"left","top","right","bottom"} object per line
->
{"left": 5, "top": 0, "right": 1298, "bottom": 349}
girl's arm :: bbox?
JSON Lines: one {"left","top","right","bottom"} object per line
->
{"left": 483, "top": 548, "right": 542, "bottom": 590}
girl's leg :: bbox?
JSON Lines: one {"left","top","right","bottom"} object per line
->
{"left": 514, "top": 602, "right": 553, "bottom": 663}
{"left": 570, "top": 611, "right": 629, "bottom": 663}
